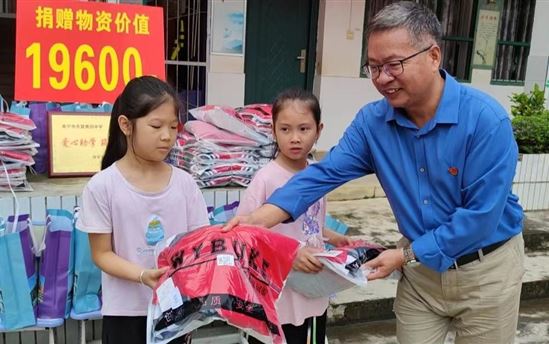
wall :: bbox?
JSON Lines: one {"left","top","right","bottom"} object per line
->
{"left": 470, "top": 69, "right": 523, "bottom": 111}
{"left": 524, "top": 0, "right": 549, "bottom": 101}
{"left": 316, "top": 76, "right": 379, "bottom": 149}
{"left": 205, "top": 0, "right": 246, "bottom": 108}
{"left": 318, "top": 0, "right": 364, "bottom": 78}
{"left": 206, "top": 0, "right": 536, "bottom": 150}
{"left": 206, "top": 54, "right": 245, "bottom": 107}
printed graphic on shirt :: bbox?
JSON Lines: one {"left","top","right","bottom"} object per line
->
{"left": 303, "top": 201, "right": 323, "bottom": 248}
{"left": 145, "top": 215, "right": 165, "bottom": 246}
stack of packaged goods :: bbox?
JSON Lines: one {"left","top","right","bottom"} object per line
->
{"left": 169, "top": 105, "right": 274, "bottom": 188}
{"left": 0, "top": 110, "right": 39, "bottom": 191}
{"left": 234, "top": 104, "right": 273, "bottom": 139}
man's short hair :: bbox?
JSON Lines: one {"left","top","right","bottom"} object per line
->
{"left": 367, "top": 1, "right": 442, "bottom": 48}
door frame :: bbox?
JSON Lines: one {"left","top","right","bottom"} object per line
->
{"left": 305, "top": 0, "right": 320, "bottom": 91}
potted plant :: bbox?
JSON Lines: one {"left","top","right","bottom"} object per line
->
{"left": 510, "top": 84, "right": 549, "bottom": 211}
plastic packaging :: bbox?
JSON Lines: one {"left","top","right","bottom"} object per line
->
{"left": 286, "top": 240, "right": 386, "bottom": 298}
{"left": 147, "top": 225, "right": 300, "bottom": 344}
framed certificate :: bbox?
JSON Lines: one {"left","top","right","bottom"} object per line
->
{"left": 48, "top": 111, "right": 110, "bottom": 177}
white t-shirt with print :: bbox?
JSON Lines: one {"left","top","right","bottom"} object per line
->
{"left": 77, "top": 163, "right": 209, "bottom": 316}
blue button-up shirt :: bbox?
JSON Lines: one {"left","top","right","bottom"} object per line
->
{"left": 268, "top": 71, "right": 523, "bottom": 272}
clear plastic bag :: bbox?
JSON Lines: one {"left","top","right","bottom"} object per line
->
{"left": 286, "top": 240, "right": 386, "bottom": 298}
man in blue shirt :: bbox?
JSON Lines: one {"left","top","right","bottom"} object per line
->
{"left": 226, "top": 2, "right": 524, "bottom": 343}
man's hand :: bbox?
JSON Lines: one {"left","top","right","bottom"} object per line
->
{"left": 292, "top": 246, "right": 324, "bottom": 273}
{"left": 222, "top": 204, "right": 290, "bottom": 232}
{"left": 222, "top": 215, "right": 251, "bottom": 232}
{"left": 363, "top": 248, "right": 405, "bottom": 280}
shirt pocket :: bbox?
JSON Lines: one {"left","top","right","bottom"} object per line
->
{"left": 429, "top": 143, "right": 465, "bottom": 208}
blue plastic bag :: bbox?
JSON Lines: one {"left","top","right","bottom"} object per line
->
{"left": 324, "top": 214, "right": 349, "bottom": 249}
{"left": 0, "top": 214, "right": 37, "bottom": 330}
{"left": 9, "top": 101, "right": 31, "bottom": 117}
{"left": 325, "top": 214, "right": 349, "bottom": 235}
{"left": 72, "top": 208, "right": 102, "bottom": 315}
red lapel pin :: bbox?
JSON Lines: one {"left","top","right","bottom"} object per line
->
{"left": 448, "top": 167, "right": 458, "bottom": 176}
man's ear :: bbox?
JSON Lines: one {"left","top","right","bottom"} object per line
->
{"left": 118, "top": 115, "right": 131, "bottom": 136}
{"left": 429, "top": 45, "right": 442, "bottom": 70}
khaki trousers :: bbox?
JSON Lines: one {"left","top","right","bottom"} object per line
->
{"left": 394, "top": 234, "right": 525, "bottom": 344}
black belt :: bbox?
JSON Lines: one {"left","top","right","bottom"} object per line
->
{"left": 448, "top": 238, "right": 510, "bottom": 269}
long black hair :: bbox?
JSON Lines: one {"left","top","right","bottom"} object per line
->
{"left": 101, "top": 76, "right": 180, "bottom": 170}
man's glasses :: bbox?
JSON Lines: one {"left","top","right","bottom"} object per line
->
{"left": 362, "top": 44, "right": 433, "bottom": 80}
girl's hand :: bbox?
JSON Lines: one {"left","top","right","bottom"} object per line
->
{"left": 328, "top": 233, "right": 353, "bottom": 247}
{"left": 140, "top": 267, "right": 169, "bottom": 289}
{"left": 292, "top": 246, "right": 323, "bottom": 273}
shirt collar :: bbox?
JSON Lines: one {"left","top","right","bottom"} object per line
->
{"left": 384, "top": 70, "right": 460, "bottom": 127}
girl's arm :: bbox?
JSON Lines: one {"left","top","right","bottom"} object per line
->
{"left": 322, "top": 228, "right": 352, "bottom": 247}
{"left": 89, "top": 233, "right": 167, "bottom": 289}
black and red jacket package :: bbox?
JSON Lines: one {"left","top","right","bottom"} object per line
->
{"left": 286, "top": 240, "right": 386, "bottom": 298}
{"left": 146, "top": 225, "right": 300, "bottom": 344}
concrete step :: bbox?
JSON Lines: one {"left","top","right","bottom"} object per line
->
{"left": 523, "top": 211, "right": 549, "bottom": 253}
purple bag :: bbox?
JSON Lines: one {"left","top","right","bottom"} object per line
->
{"left": 36, "top": 209, "right": 74, "bottom": 320}
{"left": 28, "top": 102, "right": 60, "bottom": 174}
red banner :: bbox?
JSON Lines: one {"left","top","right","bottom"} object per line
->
{"left": 15, "top": 1, "right": 165, "bottom": 103}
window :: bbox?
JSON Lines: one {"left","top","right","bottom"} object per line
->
{"left": 492, "top": 0, "right": 536, "bottom": 85}
{"left": 434, "top": 1, "right": 477, "bottom": 82}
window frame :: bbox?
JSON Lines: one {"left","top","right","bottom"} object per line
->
{"left": 490, "top": 0, "right": 536, "bottom": 86}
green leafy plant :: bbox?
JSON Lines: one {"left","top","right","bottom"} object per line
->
{"left": 510, "top": 84, "right": 547, "bottom": 117}
{"left": 510, "top": 84, "right": 549, "bottom": 154}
